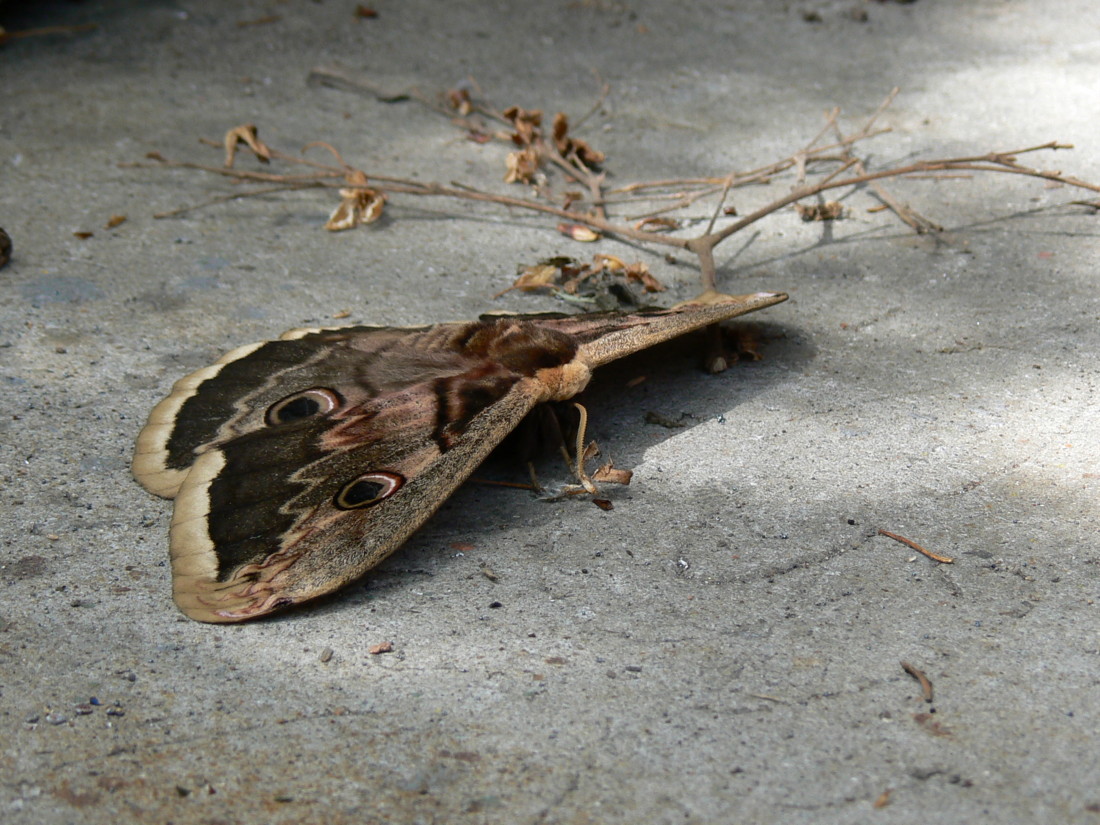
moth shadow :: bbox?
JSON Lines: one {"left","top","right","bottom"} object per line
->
{"left": 333, "top": 319, "right": 816, "bottom": 604}
{"left": 576, "top": 319, "right": 814, "bottom": 466}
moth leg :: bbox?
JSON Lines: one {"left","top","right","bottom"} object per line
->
{"left": 566, "top": 402, "right": 599, "bottom": 496}
{"left": 526, "top": 461, "right": 545, "bottom": 493}
{"left": 704, "top": 324, "right": 731, "bottom": 374}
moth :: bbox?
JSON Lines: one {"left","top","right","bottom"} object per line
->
{"left": 132, "top": 291, "right": 787, "bottom": 622}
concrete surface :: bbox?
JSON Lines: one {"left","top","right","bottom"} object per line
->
{"left": 2, "top": 0, "right": 1098, "bottom": 822}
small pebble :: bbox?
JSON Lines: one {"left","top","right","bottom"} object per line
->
{"left": 74, "top": 704, "right": 95, "bottom": 715}
{"left": 45, "top": 712, "right": 68, "bottom": 725}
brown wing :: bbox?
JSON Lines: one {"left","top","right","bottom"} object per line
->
{"left": 529, "top": 292, "right": 788, "bottom": 369}
{"left": 132, "top": 323, "right": 474, "bottom": 498}
{"left": 168, "top": 370, "right": 544, "bottom": 622}
{"left": 135, "top": 318, "right": 580, "bottom": 621}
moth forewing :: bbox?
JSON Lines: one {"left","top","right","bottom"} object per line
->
{"left": 573, "top": 292, "right": 788, "bottom": 368}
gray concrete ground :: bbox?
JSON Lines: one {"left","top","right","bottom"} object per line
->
{"left": 2, "top": 1, "right": 1099, "bottom": 822}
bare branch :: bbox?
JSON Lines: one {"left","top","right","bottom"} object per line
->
{"left": 126, "top": 82, "right": 1099, "bottom": 298}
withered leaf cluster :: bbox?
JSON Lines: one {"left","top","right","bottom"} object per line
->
{"left": 496, "top": 252, "right": 665, "bottom": 298}
{"left": 500, "top": 106, "right": 605, "bottom": 185}
{"left": 501, "top": 107, "right": 544, "bottom": 185}
{"left": 136, "top": 75, "right": 1100, "bottom": 305}
{"left": 222, "top": 125, "right": 387, "bottom": 231}
{"left": 795, "top": 200, "right": 844, "bottom": 221}
{"left": 447, "top": 87, "right": 473, "bottom": 116}
{"left": 327, "top": 168, "right": 386, "bottom": 231}
{"left": 551, "top": 112, "right": 605, "bottom": 168}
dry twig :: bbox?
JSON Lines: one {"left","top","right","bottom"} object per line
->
{"left": 878, "top": 529, "right": 954, "bottom": 564}
{"left": 0, "top": 23, "right": 97, "bottom": 44}
{"left": 900, "top": 661, "right": 935, "bottom": 703}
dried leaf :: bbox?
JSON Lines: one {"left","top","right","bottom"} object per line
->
{"left": 592, "top": 253, "right": 625, "bottom": 271}
{"left": 517, "top": 263, "right": 561, "bottom": 288}
{"left": 504, "top": 147, "right": 541, "bottom": 183}
{"left": 567, "top": 136, "right": 605, "bottom": 167}
{"left": 359, "top": 192, "right": 386, "bottom": 223}
{"left": 552, "top": 112, "right": 570, "bottom": 148}
{"left": 326, "top": 171, "right": 386, "bottom": 231}
{"left": 343, "top": 168, "right": 369, "bottom": 189}
{"left": 325, "top": 191, "right": 385, "bottom": 231}
{"left": 326, "top": 199, "right": 359, "bottom": 232}
{"left": 447, "top": 88, "right": 472, "bottom": 116}
{"left": 223, "top": 124, "right": 271, "bottom": 168}
{"left": 623, "top": 261, "right": 666, "bottom": 292}
{"left": 795, "top": 200, "right": 843, "bottom": 221}
{"left": 559, "top": 275, "right": 584, "bottom": 294}
{"left": 557, "top": 223, "right": 600, "bottom": 242}
{"left": 560, "top": 261, "right": 596, "bottom": 293}
{"left": 73, "top": 231, "right": 94, "bottom": 240}
{"left": 581, "top": 441, "right": 600, "bottom": 462}
{"left": 502, "top": 106, "right": 543, "bottom": 145}
{"left": 542, "top": 255, "right": 577, "bottom": 268}
{"left": 354, "top": 5, "right": 378, "bottom": 19}
{"left": 104, "top": 214, "right": 127, "bottom": 229}
{"left": 592, "top": 499, "right": 614, "bottom": 511}
{"left": 551, "top": 112, "right": 605, "bottom": 167}
{"left": 592, "top": 462, "right": 632, "bottom": 486}
{"left": 493, "top": 263, "right": 560, "bottom": 298}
